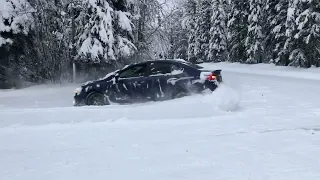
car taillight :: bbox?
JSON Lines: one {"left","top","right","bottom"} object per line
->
{"left": 206, "top": 73, "right": 216, "bottom": 81}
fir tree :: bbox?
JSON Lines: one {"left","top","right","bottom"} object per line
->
{"left": 0, "top": 0, "right": 33, "bottom": 46}
{"left": 129, "top": 0, "right": 165, "bottom": 61}
{"left": 284, "top": 0, "right": 304, "bottom": 67}
{"left": 194, "top": 0, "right": 212, "bottom": 63}
{"left": 182, "top": 0, "right": 197, "bottom": 63}
{"left": 267, "top": 0, "right": 289, "bottom": 65}
{"left": 227, "top": 0, "right": 249, "bottom": 62}
{"left": 292, "top": 0, "right": 320, "bottom": 67}
{"left": 76, "top": 0, "right": 135, "bottom": 64}
{"left": 263, "top": 0, "right": 279, "bottom": 62}
{"left": 245, "top": 0, "right": 264, "bottom": 64}
{"left": 167, "top": 8, "right": 188, "bottom": 60}
{"left": 0, "top": 0, "right": 35, "bottom": 86}
{"left": 208, "top": 0, "right": 228, "bottom": 62}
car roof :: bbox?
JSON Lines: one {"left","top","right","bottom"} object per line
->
{"left": 146, "top": 59, "right": 186, "bottom": 64}
{"left": 148, "top": 59, "right": 204, "bottom": 69}
{"left": 122, "top": 59, "right": 203, "bottom": 70}
{"left": 133, "top": 59, "right": 197, "bottom": 66}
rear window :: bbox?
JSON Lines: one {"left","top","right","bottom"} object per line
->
{"left": 182, "top": 61, "right": 204, "bottom": 69}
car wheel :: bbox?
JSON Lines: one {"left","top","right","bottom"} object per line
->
{"left": 86, "top": 92, "right": 109, "bottom": 106}
{"left": 171, "top": 87, "right": 189, "bottom": 99}
{"left": 174, "top": 92, "right": 188, "bottom": 99}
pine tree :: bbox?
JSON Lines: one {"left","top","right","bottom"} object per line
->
{"left": 284, "top": 0, "right": 305, "bottom": 67}
{"left": 265, "top": 0, "right": 289, "bottom": 65}
{"left": 129, "top": 0, "right": 166, "bottom": 61}
{"left": 167, "top": 8, "right": 188, "bottom": 60}
{"left": 0, "top": 0, "right": 33, "bottom": 46}
{"left": 208, "top": 0, "right": 228, "bottom": 62}
{"left": 0, "top": 0, "right": 34, "bottom": 87}
{"left": 227, "top": 0, "right": 249, "bottom": 62}
{"left": 113, "top": 2, "right": 136, "bottom": 63}
{"left": 264, "top": 0, "right": 278, "bottom": 62}
{"left": 292, "top": 0, "right": 320, "bottom": 67}
{"left": 245, "top": 0, "right": 264, "bottom": 64}
{"left": 194, "top": 0, "right": 212, "bottom": 63}
{"left": 29, "top": 0, "right": 73, "bottom": 82}
{"left": 182, "top": 0, "right": 197, "bottom": 63}
{"left": 76, "top": 0, "right": 135, "bottom": 64}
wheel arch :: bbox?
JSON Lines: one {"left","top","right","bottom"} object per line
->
{"left": 85, "top": 90, "right": 108, "bottom": 105}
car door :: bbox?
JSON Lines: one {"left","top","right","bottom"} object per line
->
{"left": 147, "top": 62, "right": 185, "bottom": 100}
{"left": 112, "top": 63, "right": 149, "bottom": 103}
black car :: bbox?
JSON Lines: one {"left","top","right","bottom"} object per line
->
{"left": 73, "top": 60, "right": 222, "bottom": 106}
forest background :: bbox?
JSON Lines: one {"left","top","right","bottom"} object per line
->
{"left": 0, "top": 0, "right": 319, "bottom": 88}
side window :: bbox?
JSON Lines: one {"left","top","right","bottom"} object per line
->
{"left": 119, "top": 64, "right": 146, "bottom": 78}
{"left": 149, "top": 63, "right": 182, "bottom": 75}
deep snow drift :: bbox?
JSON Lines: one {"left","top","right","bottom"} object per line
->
{"left": 1, "top": 62, "right": 320, "bottom": 180}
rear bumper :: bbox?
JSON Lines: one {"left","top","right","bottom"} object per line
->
{"left": 204, "top": 80, "right": 219, "bottom": 91}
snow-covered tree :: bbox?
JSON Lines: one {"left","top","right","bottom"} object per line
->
{"left": 245, "top": 0, "right": 264, "bottom": 64}
{"left": 10, "top": 0, "right": 81, "bottom": 84}
{"left": 76, "top": 0, "right": 135, "bottom": 64}
{"left": 194, "top": 0, "right": 212, "bottom": 63}
{"left": 107, "top": 0, "right": 173, "bottom": 62}
{"left": 1, "top": 0, "right": 320, "bottom": 89}
{"left": 291, "top": 0, "right": 320, "bottom": 67}
{"left": 208, "top": 0, "right": 228, "bottom": 62}
{"left": 182, "top": 0, "right": 197, "bottom": 63}
{"left": 284, "top": 0, "right": 304, "bottom": 67}
{"left": 166, "top": 7, "right": 188, "bottom": 60}
{"left": 127, "top": 0, "right": 170, "bottom": 61}
{"left": 264, "top": 0, "right": 279, "bottom": 62}
{"left": 0, "top": 0, "right": 34, "bottom": 87}
{"left": 227, "top": 0, "right": 249, "bottom": 62}
{"left": 265, "top": 0, "right": 289, "bottom": 65}
{"left": 0, "top": 0, "right": 34, "bottom": 46}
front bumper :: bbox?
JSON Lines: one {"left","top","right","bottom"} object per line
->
{"left": 73, "top": 94, "right": 86, "bottom": 106}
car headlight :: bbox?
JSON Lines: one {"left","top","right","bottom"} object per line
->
{"left": 74, "top": 87, "right": 82, "bottom": 95}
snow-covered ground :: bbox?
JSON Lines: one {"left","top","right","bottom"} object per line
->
{"left": 1, "top": 62, "right": 320, "bottom": 180}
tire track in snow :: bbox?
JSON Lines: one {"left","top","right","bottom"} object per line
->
{"left": 209, "top": 126, "right": 320, "bottom": 138}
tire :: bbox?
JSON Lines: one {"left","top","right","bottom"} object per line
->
{"left": 173, "top": 92, "right": 188, "bottom": 99}
{"left": 86, "top": 92, "right": 109, "bottom": 106}
{"left": 171, "top": 87, "right": 189, "bottom": 99}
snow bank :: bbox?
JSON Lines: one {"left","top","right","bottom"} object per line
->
{"left": 201, "top": 62, "right": 320, "bottom": 81}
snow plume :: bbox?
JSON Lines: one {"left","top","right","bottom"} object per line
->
{"left": 200, "top": 83, "right": 241, "bottom": 112}
{"left": 213, "top": 83, "right": 241, "bottom": 112}
{"left": 198, "top": 69, "right": 242, "bottom": 112}
{"left": 77, "top": 0, "right": 136, "bottom": 63}
{"left": 0, "top": 0, "right": 34, "bottom": 46}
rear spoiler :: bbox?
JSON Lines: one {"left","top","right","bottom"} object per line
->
{"left": 213, "top": 70, "right": 222, "bottom": 75}
{"left": 213, "top": 70, "right": 222, "bottom": 82}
